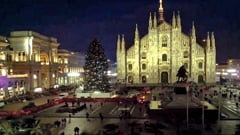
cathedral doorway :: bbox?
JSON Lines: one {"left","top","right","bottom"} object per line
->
{"left": 161, "top": 72, "right": 168, "bottom": 83}
{"left": 198, "top": 75, "right": 204, "bottom": 83}
{"left": 142, "top": 76, "right": 147, "bottom": 83}
{"left": 128, "top": 76, "right": 133, "bottom": 84}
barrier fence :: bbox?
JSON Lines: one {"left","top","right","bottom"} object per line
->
{"left": 0, "top": 97, "right": 137, "bottom": 118}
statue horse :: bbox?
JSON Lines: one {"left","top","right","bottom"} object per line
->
{"left": 177, "top": 74, "right": 188, "bottom": 82}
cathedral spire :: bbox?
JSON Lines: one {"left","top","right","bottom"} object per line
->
{"left": 121, "top": 34, "right": 125, "bottom": 52}
{"left": 135, "top": 24, "right": 139, "bottom": 40}
{"left": 172, "top": 11, "right": 176, "bottom": 28}
{"left": 211, "top": 32, "right": 215, "bottom": 49}
{"left": 153, "top": 12, "right": 157, "bottom": 28}
{"left": 191, "top": 21, "right": 196, "bottom": 38}
{"left": 176, "top": 11, "right": 181, "bottom": 30}
{"left": 159, "top": 0, "right": 164, "bottom": 22}
{"left": 206, "top": 32, "right": 210, "bottom": 50}
{"left": 149, "top": 12, "right": 153, "bottom": 30}
{"left": 117, "top": 34, "right": 121, "bottom": 52}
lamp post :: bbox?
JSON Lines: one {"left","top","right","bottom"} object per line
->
{"left": 186, "top": 83, "right": 189, "bottom": 129}
{"left": 218, "top": 86, "right": 221, "bottom": 121}
{"left": 202, "top": 86, "right": 205, "bottom": 128}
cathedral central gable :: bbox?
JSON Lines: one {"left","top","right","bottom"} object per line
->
{"left": 158, "top": 22, "right": 172, "bottom": 32}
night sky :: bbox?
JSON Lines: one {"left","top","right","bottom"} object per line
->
{"left": 0, "top": 0, "right": 239, "bottom": 63}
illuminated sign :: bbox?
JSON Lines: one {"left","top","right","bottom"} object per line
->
{"left": 227, "top": 69, "right": 237, "bottom": 73}
{"left": 67, "top": 72, "right": 80, "bottom": 77}
{"left": 7, "top": 74, "right": 28, "bottom": 78}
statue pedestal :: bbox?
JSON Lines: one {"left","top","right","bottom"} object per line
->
{"left": 174, "top": 86, "right": 187, "bottom": 95}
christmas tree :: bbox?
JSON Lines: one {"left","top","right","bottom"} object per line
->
{"left": 84, "top": 39, "right": 110, "bottom": 92}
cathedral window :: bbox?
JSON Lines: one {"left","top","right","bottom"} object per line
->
{"left": 142, "top": 76, "right": 147, "bottom": 83}
{"left": 184, "top": 63, "right": 188, "bottom": 69}
{"left": 162, "top": 36, "right": 168, "bottom": 47}
{"left": 198, "top": 62, "right": 203, "bottom": 69}
{"left": 143, "top": 44, "right": 147, "bottom": 48}
{"left": 162, "top": 54, "right": 167, "bottom": 61}
{"left": 141, "top": 52, "right": 146, "bottom": 59}
{"left": 128, "top": 76, "right": 133, "bottom": 84}
{"left": 183, "top": 41, "right": 186, "bottom": 46}
{"left": 183, "top": 51, "right": 189, "bottom": 58}
{"left": 142, "top": 64, "right": 146, "bottom": 70}
{"left": 128, "top": 64, "right": 132, "bottom": 70}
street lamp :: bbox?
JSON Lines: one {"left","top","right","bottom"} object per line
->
{"left": 217, "top": 86, "right": 222, "bottom": 133}
{"left": 186, "top": 83, "right": 189, "bottom": 129}
{"left": 202, "top": 86, "right": 205, "bottom": 128}
{"left": 218, "top": 86, "right": 221, "bottom": 121}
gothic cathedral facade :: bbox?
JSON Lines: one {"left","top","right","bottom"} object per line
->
{"left": 116, "top": 0, "right": 216, "bottom": 84}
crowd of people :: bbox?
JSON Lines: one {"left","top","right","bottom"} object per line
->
{"left": 51, "top": 102, "right": 107, "bottom": 135}
{"left": 191, "top": 85, "right": 240, "bottom": 109}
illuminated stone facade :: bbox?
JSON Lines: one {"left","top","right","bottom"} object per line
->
{"left": 0, "top": 36, "right": 9, "bottom": 99}
{"left": 8, "top": 31, "right": 59, "bottom": 92}
{"left": 0, "top": 36, "right": 8, "bottom": 76}
{"left": 0, "top": 31, "right": 87, "bottom": 99}
{"left": 117, "top": 0, "right": 216, "bottom": 84}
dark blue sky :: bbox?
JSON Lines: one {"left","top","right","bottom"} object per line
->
{"left": 0, "top": 0, "right": 239, "bottom": 63}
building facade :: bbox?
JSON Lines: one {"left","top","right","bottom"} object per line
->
{"left": 0, "top": 31, "right": 60, "bottom": 98}
{"left": 216, "top": 59, "right": 240, "bottom": 83}
{"left": 117, "top": 0, "right": 216, "bottom": 84}
{"left": 58, "top": 49, "right": 85, "bottom": 86}
{"left": 0, "top": 31, "right": 86, "bottom": 100}
{"left": 0, "top": 36, "right": 9, "bottom": 100}
{"left": 8, "top": 31, "right": 59, "bottom": 92}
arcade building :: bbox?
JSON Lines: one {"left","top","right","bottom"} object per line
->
{"left": 0, "top": 31, "right": 84, "bottom": 100}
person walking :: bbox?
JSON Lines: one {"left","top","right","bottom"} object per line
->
{"left": 119, "top": 113, "right": 123, "bottom": 120}
{"left": 99, "top": 113, "right": 104, "bottom": 121}
{"left": 86, "top": 112, "right": 90, "bottom": 121}
{"left": 74, "top": 127, "right": 80, "bottom": 135}
{"left": 139, "top": 107, "right": 142, "bottom": 112}
{"left": 89, "top": 104, "right": 92, "bottom": 111}
{"left": 68, "top": 114, "right": 72, "bottom": 123}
